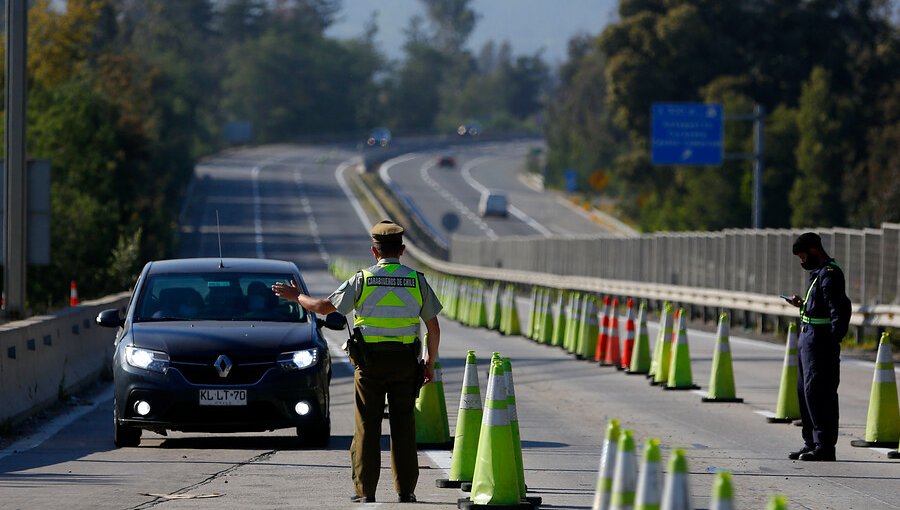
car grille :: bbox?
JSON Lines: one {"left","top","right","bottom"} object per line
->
{"left": 171, "top": 360, "right": 275, "bottom": 385}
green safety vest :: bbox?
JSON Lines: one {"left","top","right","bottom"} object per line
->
{"left": 354, "top": 263, "right": 423, "bottom": 344}
{"left": 800, "top": 261, "right": 841, "bottom": 325}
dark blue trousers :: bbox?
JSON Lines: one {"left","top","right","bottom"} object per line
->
{"left": 797, "top": 325, "right": 841, "bottom": 451}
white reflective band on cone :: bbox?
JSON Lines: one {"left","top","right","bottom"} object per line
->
{"left": 874, "top": 369, "right": 897, "bottom": 384}
{"left": 876, "top": 343, "right": 893, "bottom": 363}
{"left": 462, "top": 362, "right": 478, "bottom": 387}
{"left": 461, "top": 393, "right": 483, "bottom": 410}
{"left": 716, "top": 341, "right": 731, "bottom": 353}
{"left": 717, "top": 321, "right": 729, "bottom": 339}
{"left": 484, "top": 405, "right": 510, "bottom": 427}
{"left": 783, "top": 353, "right": 798, "bottom": 367}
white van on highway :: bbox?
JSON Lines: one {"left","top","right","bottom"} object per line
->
{"left": 478, "top": 192, "right": 508, "bottom": 218}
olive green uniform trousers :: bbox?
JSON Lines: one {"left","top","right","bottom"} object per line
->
{"left": 350, "top": 345, "right": 419, "bottom": 498}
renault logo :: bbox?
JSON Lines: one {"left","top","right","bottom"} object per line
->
{"left": 213, "top": 355, "right": 233, "bottom": 378}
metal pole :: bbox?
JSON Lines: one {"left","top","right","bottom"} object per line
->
{"left": 752, "top": 104, "right": 765, "bottom": 229}
{"left": 5, "top": 0, "right": 28, "bottom": 318}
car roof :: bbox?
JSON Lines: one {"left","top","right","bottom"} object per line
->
{"left": 145, "top": 258, "right": 300, "bottom": 275}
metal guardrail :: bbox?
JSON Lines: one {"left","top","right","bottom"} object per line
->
{"left": 349, "top": 164, "right": 900, "bottom": 329}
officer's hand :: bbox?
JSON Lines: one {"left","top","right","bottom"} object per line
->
{"left": 787, "top": 295, "right": 802, "bottom": 308}
{"left": 271, "top": 280, "right": 300, "bottom": 302}
{"left": 422, "top": 362, "right": 435, "bottom": 385}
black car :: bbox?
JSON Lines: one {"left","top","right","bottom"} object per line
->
{"left": 97, "top": 258, "right": 345, "bottom": 448}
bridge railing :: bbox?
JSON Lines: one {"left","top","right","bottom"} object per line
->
{"left": 449, "top": 225, "right": 900, "bottom": 310}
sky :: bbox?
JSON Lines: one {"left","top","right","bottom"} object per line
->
{"left": 326, "top": 0, "right": 618, "bottom": 64}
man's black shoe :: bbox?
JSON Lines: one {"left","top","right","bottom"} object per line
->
{"left": 350, "top": 495, "right": 376, "bottom": 503}
{"left": 788, "top": 446, "right": 813, "bottom": 460}
{"left": 799, "top": 449, "right": 836, "bottom": 462}
{"left": 398, "top": 494, "right": 417, "bottom": 503}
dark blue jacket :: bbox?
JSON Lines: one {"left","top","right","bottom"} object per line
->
{"left": 804, "top": 258, "right": 852, "bottom": 341}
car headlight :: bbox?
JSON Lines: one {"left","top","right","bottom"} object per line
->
{"left": 124, "top": 345, "right": 169, "bottom": 373}
{"left": 278, "top": 348, "right": 318, "bottom": 370}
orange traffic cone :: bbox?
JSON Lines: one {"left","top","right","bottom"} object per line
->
{"left": 595, "top": 296, "right": 611, "bottom": 362}
{"left": 603, "top": 299, "right": 622, "bottom": 368}
{"left": 620, "top": 299, "right": 635, "bottom": 370}
{"left": 69, "top": 280, "right": 79, "bottom": 306}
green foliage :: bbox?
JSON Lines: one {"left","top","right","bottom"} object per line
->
{"left": 790, "top": 68, "right": 847, "bottom": 227}
{"left": 544, "top": 0, "right": 900, "bottom": 232}
{"left": 4, "top": 0, "right": 550, "bottom": 315}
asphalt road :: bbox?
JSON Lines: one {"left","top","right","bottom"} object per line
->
{"left": 381, "top": 142, "right": 607, "bottom": 242}
{"left": 1, "top": 144, "right": 899, "bottom": 510}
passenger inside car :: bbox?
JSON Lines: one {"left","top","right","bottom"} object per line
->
{"left": 153, "top": 287, "right": 204, "bottom": 319}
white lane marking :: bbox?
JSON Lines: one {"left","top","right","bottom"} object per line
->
{"left": 461, "top": 157, "right": 553, "bottom": 237}
{"left": 754, "top": 410, "right": 777, "bottom": 419}
{"left": 294, "top": 169, "right": 329, "bottom": 263}
{"left": 336, "top": 159, "right": 373, "bottom": 231}
{"left": 0, "top": 386, "right": 114, "bottom": 462}
{"left": 378, "top": 154, "right": 417, "bottom": 187}
{"left": 251, "top": 166, "right": 265, "bottom": 258}
{"left": 423, "top": 450, "right": 452, "bottom": 473}
{"left": 420, "top": 159, "right": 498, "bottom": 240}
{"left": 382, "top": 155, "right": 450, "bottom": 246}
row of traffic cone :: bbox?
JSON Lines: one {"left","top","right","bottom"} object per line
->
{"left": 592, "top": 418, "right": 791, "bottom": 510}
{"left": 423, "top": 270, "right": 746, "bottom": 403}
{"left": 350, "top": 263, "right": 900, "bottom": 461}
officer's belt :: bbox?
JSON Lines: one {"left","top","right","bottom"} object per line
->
{"left": 364, "top": 340, "right": 419, "bottom": 352}
{"left": 801, "top": 315, "right": 831, "bottom": 325}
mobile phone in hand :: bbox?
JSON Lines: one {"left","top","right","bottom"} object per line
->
{"left": 779, "top": 294, "right": 793, "bottom": 303}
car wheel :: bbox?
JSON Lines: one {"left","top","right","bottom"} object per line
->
{"left": 113, "top": 401, "right": 142, "bottom": 448}
{"left": 298, "top": 416, "right": 330, "bottom": 448}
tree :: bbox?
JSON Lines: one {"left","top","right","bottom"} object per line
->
{"left": 789, "top": 67, "right": 847, "bottom": 227}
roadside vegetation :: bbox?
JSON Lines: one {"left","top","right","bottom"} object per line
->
{"left": 1, "top": 0, "right": 547, "bottom": 314}
{"left": 543, "top": 0, "right": 899, "bottom": 232}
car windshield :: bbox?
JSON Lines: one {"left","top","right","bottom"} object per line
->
{"left": 133, "top": 273, "right": 307, "bottom": 323}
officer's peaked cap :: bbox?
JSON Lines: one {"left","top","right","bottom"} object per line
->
{"left": 370, "top": 220, "right": 405, "bottom": 242}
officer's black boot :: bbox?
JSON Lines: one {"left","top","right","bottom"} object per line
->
{"left": 788, "top": 445, "right": 814, "bottom": 460}
{"left": 799, "top": 447, "right": 836, "bottom": 462}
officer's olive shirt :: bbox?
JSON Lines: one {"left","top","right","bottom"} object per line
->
{"left": 328, "top": 258, "right": 443, "bottom": 321}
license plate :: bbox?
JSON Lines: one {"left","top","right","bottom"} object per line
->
{"left": 199, "top": 389, "right": 247, "bottom": 406}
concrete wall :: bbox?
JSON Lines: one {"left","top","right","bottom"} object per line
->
{"left": 0, "top": 292, "right": 131, "bottom": 426}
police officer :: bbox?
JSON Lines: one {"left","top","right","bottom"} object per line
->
{"left": 785, "top": 232, "right": 851, "bottom": 462}
{"left": 272, "top": 220, "right": 441, "bottom": 503}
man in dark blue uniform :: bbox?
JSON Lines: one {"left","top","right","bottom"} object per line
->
{"left": 786, "top": 232, "right": 851, "bottom": 461}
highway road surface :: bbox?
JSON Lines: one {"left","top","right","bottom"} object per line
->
{"left": 1, "top": 143, "right": 898, "bottom": 509}
{"left": 380, "top": 142, "right": 609, "bottom": 242}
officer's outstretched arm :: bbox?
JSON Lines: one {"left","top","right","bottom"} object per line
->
{"left": 423, "top": 316, "right": 441, "bottom": 384}
{"left": 272, "top": 281, "right": 337, "bottom": 315}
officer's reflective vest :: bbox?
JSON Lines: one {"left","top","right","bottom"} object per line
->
{"left": 800, "top": 261, "right": 841, "bottom": 325}
{"left": 354, "top": 263, "right": 423, "bottom": 344}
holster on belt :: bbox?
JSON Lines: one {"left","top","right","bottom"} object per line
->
{"left": 342, "top": 326, "right": 368, "bottom": 369}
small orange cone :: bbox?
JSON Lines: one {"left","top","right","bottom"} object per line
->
{"left": 603, "top": 299, "right": 622, "bottom": 368}
{"left": 595, "top": 296, "right": 611, "bottom": 362}
{"left": 70, "top": 280, "right": 79, "bottom": 306}
{"left": 620, "top": 299, "right": 636, "bottom": 370}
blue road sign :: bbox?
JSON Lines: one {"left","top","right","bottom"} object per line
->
{"left": 651, "top": 103, "right": 724, "bottom": 166}
{"left": 564, "top": 168, "right": 578, "bottom": 192}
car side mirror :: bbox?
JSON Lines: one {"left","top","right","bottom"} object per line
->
{"left": 317, "top": 312, "right": 347, "bottom": 331}
{"left": 96, "top": 308, "right": 125, "bottom": 328}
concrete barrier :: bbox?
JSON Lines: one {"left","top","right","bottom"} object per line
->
{"left": 0, "top": 292, "right": 130, "bottom": 427}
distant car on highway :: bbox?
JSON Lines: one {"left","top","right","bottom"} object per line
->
{"left": 97, "top": 258, "right": 345, "bottom": 448}
{"left": 437, "top": 155, "right": 456, "bottom": 168}
{"left": 367, "top": 127, "right": 392, "bottom": 147}
{"left": 478, "top": 192, "right": 508, "bottom": 218}
{"left": 457, "top": 121, "right": 481, "bottom": 137}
